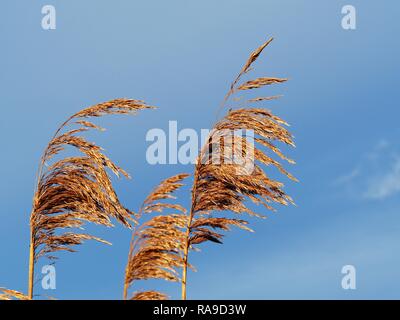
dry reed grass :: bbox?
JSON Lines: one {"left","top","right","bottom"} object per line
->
{"left": 2, "top": 37, "right": 296, "bottom": 301}
{"left": 180, "top": 37, "right": 297, "bottom": 299}
{"left": 0, "top": 288, "right": 29, "bottom": 300}
{"left": 122, "top": 37, "right": 297, "bottom": 301}
{"left": 131, "top": 291, "right": 168, "bottom": 300}
{"left": 0, "top": 98, "right": 155, "bottom": 300}
{"left": 123, "top": 174, "right": 189, "bottom": 300}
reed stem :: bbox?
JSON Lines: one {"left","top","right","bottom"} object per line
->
{"left": 27, "top": 226, "right": 34, "bottom": 300}
{"left": 181, "top": 170, "right": 198, "bottom": 300}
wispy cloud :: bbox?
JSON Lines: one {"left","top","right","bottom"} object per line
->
{"left": 335, "top": 139, "right": 400, "bottom": 200}
{"left": 333, "top": 167, "right": 360, "bottom": 185}
{"left": 364, "top": 158, "right": 400, "bottom": 200}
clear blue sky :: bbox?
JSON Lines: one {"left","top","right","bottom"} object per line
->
{"left": 1, "top": 0, "right": 399, "bottom": 299}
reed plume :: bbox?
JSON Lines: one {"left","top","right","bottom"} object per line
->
{"left": 22, "top": 98, "right": 154, "bottom": 299}
{"left": 181, "top": 38, "right": 297, "bottom": 299}
{"left": 0, "top": 288, "right": 29, "bottom": 300}
{"left": 123, "top": 174, "right": 189, "bottom": 300}
{"left": 131, "top": 291, "right": 168, "bottom": 300}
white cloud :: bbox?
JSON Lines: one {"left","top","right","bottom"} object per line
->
{"left": 364, "top": 158, "right": 400, "bottom": 200}
{"left": 334, "top": 167, "right": 360, "bottom": 186}
{"left": 336, "top": 140, "right": 400, "bottom": 201}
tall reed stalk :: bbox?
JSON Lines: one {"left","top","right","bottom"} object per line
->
{"left": 2, "top": 98, "right": 154, "bottom": 300}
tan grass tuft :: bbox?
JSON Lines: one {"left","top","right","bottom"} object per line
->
{"left": 181, "top": 37, "right": 297, "bottom": 299}
{"left": 27, "top": 98, "right": 154, "bottom": 299}
{"left": 123, "top": 174, "right": 189, "bottom": 300}
{"left": 223, "top": 37, "right": 274, "bottom": 104}
{"left": 237, "top": 77, "right": 288, "bottom": 91}
{"left": 248, "top": 95, "right": 283, "bottom": 102}
{"left": 0, "top": 288, "right": 29, "bottom": 300}
{"left": 131, "top": 291, "right": 168, "bottom": 300}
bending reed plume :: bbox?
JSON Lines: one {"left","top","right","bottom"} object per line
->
{"left": 181, "top": 37, "right": 297, "bottom": 299}
{"left": 1, "top": 98, "right": 154, "bottom": 300}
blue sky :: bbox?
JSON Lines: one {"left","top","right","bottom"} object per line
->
{"left": 1, "top": 0, "right": 399, "bottom": 299}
